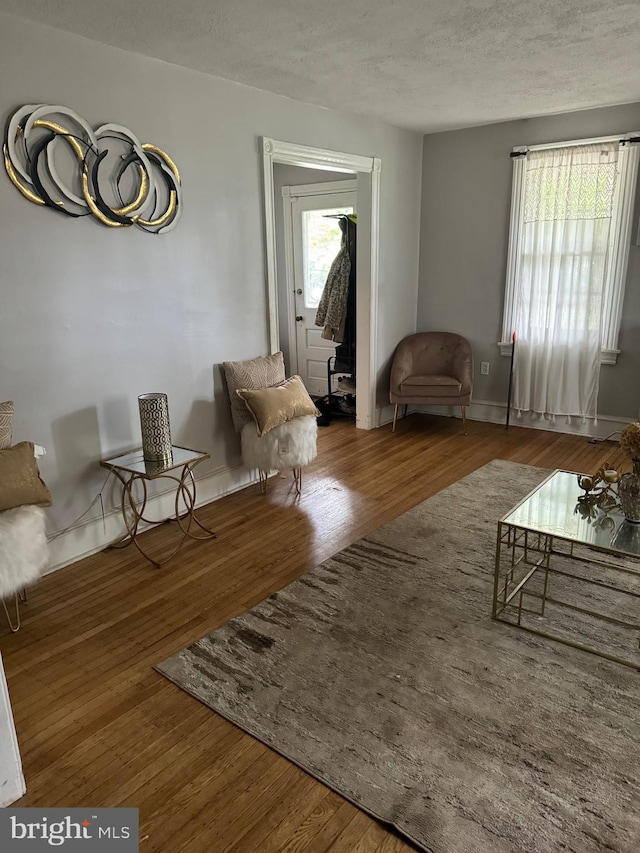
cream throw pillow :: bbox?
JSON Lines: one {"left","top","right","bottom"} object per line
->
{"left": 0, "top": 400, "right": 14, "bottom": 449}
{"left": 0, "top": 441, "right": 53, "bottom": 512}
{"left": 223, "top": 352, "right": 286, "bottom": 432}
{"left": 236, "top": 375, "right": 319, "bottom": 436}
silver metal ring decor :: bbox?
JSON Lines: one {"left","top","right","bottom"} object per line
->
{"left": 3, "top": 104, "right": 182, "bottom": 233}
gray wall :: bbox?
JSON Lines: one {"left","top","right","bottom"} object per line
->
{"left": 419, "top": 102, "right": 640, "bottom": 419}
{"left": 0, "top": 13, "right": 423, "bottom": 540}
{"left": 272, "top": 165, "right": 354, "bottom": 370}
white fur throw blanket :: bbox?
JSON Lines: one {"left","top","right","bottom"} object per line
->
{"left": 0, "top": 505, "right": 48, "bottom": 598}
{"left": 241, "top": 415, "right": 318, "bottom": 472}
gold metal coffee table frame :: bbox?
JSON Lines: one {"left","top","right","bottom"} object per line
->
{"left": 100, "top": 445, "right": 216, "bottom": 568}
{"left": 492, "top": 469, "right": 640, "bottom": 670}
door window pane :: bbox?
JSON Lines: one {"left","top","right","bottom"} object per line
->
{"left": 302, "top": 207, "right": 354, "bottom": 308}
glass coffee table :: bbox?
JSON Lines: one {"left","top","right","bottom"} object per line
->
{"left": 493, "top": 470, "right": 640, "bottom": 669}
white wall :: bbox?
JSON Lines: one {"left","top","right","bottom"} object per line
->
{"left": 419, "top": 102, "right": 640, "bottom": 425}
{"left": 0, "top": 14, "right": 423, "bottom": 568}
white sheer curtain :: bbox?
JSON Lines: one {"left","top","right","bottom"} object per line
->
{"left": 513, "top": 143, "right": 619, "bottom": 421}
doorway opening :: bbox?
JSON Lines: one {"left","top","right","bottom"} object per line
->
{"left": 279, "top": 178, "right": 356, "bottom": 424}
{"left": 261, "top": 138, "right": 381, "bottom": 430}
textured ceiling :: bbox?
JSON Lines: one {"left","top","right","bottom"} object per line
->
{"left": 1, "top": 0, "right": 640, "bottom": 132}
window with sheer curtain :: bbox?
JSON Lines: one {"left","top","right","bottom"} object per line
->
{"left": 500, "top": 135, "right": 639, "bottom": 422}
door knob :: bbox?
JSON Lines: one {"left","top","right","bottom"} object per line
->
{"left": 296, "top": 315, "right": 303, "bottom": 321}
{"left": 296, "top": 288, "right": 303, "bottom": 295}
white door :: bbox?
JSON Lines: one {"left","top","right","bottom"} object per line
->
{"left": 288, "top": 188, "right": 356, "bottom": 396}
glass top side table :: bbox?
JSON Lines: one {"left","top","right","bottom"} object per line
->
{"left": 100, "top": 444, "right": 216, "bottom": 568}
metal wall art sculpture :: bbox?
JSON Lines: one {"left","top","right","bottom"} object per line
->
{"left": 3, "top": 104, "right": 181, "bottom": 233}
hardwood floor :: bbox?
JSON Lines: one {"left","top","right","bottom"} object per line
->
{"left": 3, "top": 414, "right": 629, "bottom": 851}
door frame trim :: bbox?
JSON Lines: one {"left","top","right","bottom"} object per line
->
{"left": 282, "top": 180, "right": 357, "bottom": 377}
{"left": 262, "top": 137, "right": 381, "bottom": 430}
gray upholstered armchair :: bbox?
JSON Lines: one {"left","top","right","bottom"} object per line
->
{"left": 389, "top": 332, "right": 473, "bottom": 433}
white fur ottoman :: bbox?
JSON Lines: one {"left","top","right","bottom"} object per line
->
{"left": 0, "top": 505, "right": 48, "bottom": 632}
{"left": 241, "top": 415, "right": 318, "bottom": 494}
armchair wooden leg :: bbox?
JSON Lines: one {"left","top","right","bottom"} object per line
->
{"left": 392, "top": 404, "right": 399, "bottom": 432}
{"left": 461, "top": 405, "right": 467, "bottom": 435}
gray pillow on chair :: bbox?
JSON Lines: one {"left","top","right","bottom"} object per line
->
{"left": 222, "top": 352, "right": 286, "bottom": 432}
{"left": 0, "top": 401, "right": 14, "bottom": 450}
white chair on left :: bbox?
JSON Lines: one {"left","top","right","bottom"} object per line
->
{"left": 0, "top": 505, "right": 48, "bottom": 631}
{"left": 240, "top": 413, "right": 318, "bottom": 494}
{"left": 222, "top": 354, "right": 319, "bottom": 494}
{"left": 0, "top": 406, "right": 51, "bottom": 633}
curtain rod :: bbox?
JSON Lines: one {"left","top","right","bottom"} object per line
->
{"left": 510, "top": 135, "right": 640, "bottom": 158}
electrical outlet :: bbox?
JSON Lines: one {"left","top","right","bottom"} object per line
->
{"left": 480, "top": 361, "right": 490, "bottom": 375}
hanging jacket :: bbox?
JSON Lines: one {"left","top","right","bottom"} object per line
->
{"left": 315, "top": 221, "right": 350, "bottom": 343}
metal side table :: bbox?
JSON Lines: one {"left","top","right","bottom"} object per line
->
{"left": 100, "top": 445, "right": 216, "bottom": 568}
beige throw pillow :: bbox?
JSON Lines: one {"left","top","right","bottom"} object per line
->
{"left": 236, "top": 375, "right": 319, "bottom": 437}
{"left": 223, "top": 352, "right": 286, "bottom": 432}
{"left": 0, "top": 400, "right": 14, "bottom": 449}
{"left": 0, "top": 441, "right": 53, "bottom": 512}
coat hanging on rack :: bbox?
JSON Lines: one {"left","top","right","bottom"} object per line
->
{"left": 315, "top": 216, "right": 356, "bottom": 345}
{"left": 333, "top": 216, "right": 356, "bottom": 374}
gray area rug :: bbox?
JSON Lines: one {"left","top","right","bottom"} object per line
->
{"left": 156, "top": 460, "right": 640, "bottom": 852}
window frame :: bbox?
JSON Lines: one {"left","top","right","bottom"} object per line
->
{"left": 499, "top": 133, "right": 640, "bottom": 365}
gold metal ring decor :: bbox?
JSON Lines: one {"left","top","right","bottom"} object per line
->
{"left": 3, "top": 104, "right": 181, "bottom": 233}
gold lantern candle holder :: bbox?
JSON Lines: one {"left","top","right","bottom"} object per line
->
{"left": 138, "top": 393, "right": 173, "bottom": 463}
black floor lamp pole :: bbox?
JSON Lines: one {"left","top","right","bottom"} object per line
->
{"left": 506, "top": 331, "right": 516, "bottom": 429}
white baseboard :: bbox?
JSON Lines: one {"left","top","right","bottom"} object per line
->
{"left": 470, "top": 399, "right": 632, "bottom": 439}
{"left": 377, "top": 400, "right": 632, "bottom": 440}
{"left": 45, "top": 462, "right": 256, "bottom": 574}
